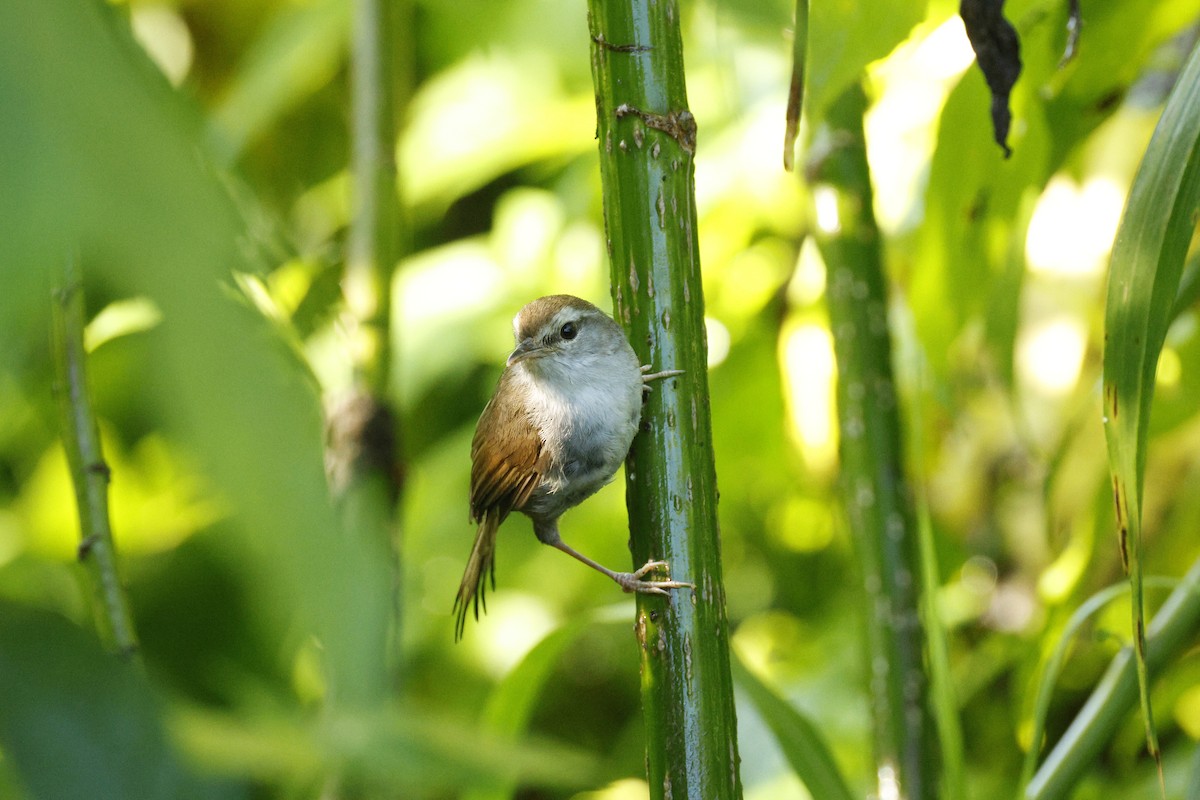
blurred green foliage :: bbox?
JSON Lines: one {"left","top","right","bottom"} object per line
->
{"left": 3, "top": 0, "right": 1200, "bottom": 798}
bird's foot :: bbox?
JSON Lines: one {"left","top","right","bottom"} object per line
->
{"left": 641, "top": 365, "right": 684, "bottom": 392}
{"left": 613, "top": 559, "right": 694, "bottom": 596}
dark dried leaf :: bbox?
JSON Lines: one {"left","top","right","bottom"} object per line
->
{"left": 1060, "top": 0, "right": 1082, "bottom": 66}
{"left": 960, "top": 0, "right": 1022, "bottom": 157}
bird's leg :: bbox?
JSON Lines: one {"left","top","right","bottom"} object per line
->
{"left": 535, "top": 520, "right": 693, "bottom": 596}
{"left": 640, "top": 364, "right": 684, "bottom": 393}
{"left": 554, "top": 538, "right": 694, "bottom": 595}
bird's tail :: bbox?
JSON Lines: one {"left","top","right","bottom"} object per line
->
{"left": 454, "top": 508, "right": 501, "bottom": 640}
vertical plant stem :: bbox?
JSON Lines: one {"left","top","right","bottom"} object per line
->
{"left": 587, "top": 1, "right": 742, "bottom": 798}
{"left": 807, "top": 85, "right": 939, "bottom": 799}
{"left": 782, "top": 0, "right": 808, "bottom": 172}
{"left": 346, "top": 0, "right": 401, "bottom": 398}
{"left": 51, "top": 255, "right": 139, "bottom": 661}
{"left": 326, "top": 0, "right": 408, "bottom": 698}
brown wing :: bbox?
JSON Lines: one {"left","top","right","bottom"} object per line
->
{"left": 455, "top": 371, "right": 545, "bottom": 639}
{"left": 469, "top": 369, "right": 546, "bottom": 522}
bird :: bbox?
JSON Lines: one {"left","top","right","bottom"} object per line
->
{"left": 454, "top": 294, "right": 692, "bottom": 639}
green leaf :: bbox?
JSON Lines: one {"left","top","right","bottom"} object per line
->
{"left": 1101, "top": 36, "right": 1200, "bottom": 790}
{"left": 1026, "top": 556, "right": 1200, "bottom": 799}
{"left": 173, "top": 703, "right": 602, "bottom": 795}
{"left": 465, "top": 608, "right": 627, "bottom": 800}
{"left": 916, "top": 500, "right": 965, "bottom": 800}
{"left": 0, "top": 0, "right": 392, "bottom": 710}
{"left": 1188, "top": 742, "right": 1200, "bottom": 800}
{"left": 0, "top": 603, "right": 233, "bottom": 800}
{"left": 206, "top": 0, "right": 349, "bottom": 162}
{"left": 1019, "top": 578, "right": 1177, "bottom": 794}
{"left": 804, "top": 0, "right": 926, "bottom": 123}
{"left": 731, "top": 654, "right": 855, "bottom": 800}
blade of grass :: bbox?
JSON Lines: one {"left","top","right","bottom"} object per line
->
{"left": 206, "top": 0, "right": 349, "bottom": 162}
{"left": 173, "top": 701, "right": 602, "bottom": 794}
{"left": 916, "top": 499, "right": 964, "bottom": 800}
{"left": 465, "top": 607, "right": 629, "bottom": 800}
{"left": 1101, "top": 36, "right": 1200, "bottom": 794}
{"left": 1026, "top": 556, "right": 1200, "bottom": 800}
{"left": 1019, "top": 578, "right": 1177, "bottom": 796}
{"left": 1188, "top": 741, "right": 1200, "bottom": 800}
{"left": 731, "top": 654, "right": 855, "bottom": 800}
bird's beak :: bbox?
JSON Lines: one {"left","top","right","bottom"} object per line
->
{"left": 506, "top": 338, "right": 541, "bottom": 367}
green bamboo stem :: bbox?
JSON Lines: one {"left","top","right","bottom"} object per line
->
{"left": 51, "top": 255, "right": 140, "bottom": 661}
{"left": 807, "top": 85, "right": 939, "bottom": 799}
{"left": 334, "top": 0, "right": 404, "bottom": 513}
{"left": 346, "top": 0, "right": 401, "bottom": 398}
{"left": 587, "top": 1, "right": 742, "bottom": 797}
{"left": 325, "top": 0, "right": 408, "bottom": 698}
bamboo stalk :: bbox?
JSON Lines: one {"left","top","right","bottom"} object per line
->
{"left": 586, "top": 1, "right": 742, "bottom": 797}
{"left": 346, "top": 0, "right": 401, "bottom": 398}
{"left": 51, "top": 255, "right": 140, "bottom": 661}
{"left": 324, "top": 0, "right": 409, "bottom": 702}
{"left": 807, "top": 85, "right": 939, "bottom": 799}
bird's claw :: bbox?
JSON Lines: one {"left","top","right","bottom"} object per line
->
{"left": 614, "top": 559, "right": 694, "bottom": 595}
{"left": 640, "top": 365, "right": 685, "bottom": 381}
{"left": 640, "top": 365, "right": 684, "bottom": 392}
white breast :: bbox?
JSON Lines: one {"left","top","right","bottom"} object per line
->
{"left": 514, "top": 352, "right": 643, "bottom": 518}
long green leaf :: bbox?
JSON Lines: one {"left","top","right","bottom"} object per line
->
{"left": 731, "top": 654, "right": 854, "bottom": 800}
{"left": 916, "top": 499, "right": 964, "bottom": 800}
{"left": 173, "top": 702, "right": 602, "bottom": 795}
{"left": 466, "top": 608, "right": 628, "bottom": 800}
{"left": 1026, "top": 556, "right": 1200, "bottom": 799}
{"left": 1018, "top": 578, "right": 1177, "bottom": 795}
{"left": 1188, "top": 742, "right": 1200, "bottom": 800}
{"left": 0, "top": 604, "right": 228, "bottom": 800}
{"left": 1101, "top": 37, "right": 1200, "bottom": 790}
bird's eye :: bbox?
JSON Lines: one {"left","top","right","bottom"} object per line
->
{"left": 560, "top": 322, "right": 577, "bottom": 340}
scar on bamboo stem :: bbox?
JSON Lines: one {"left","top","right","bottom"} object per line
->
{"left": 613, "top": 104, "right": 696, "bottom": 154}
{"left": 591, "top": 33, "right": 652, "bottom": 53}
{"left": 78, "top": 535, "right": 99, "bottom": 560}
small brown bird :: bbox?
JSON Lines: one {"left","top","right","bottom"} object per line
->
{"left": 455, "top": 294, "right": 691, "bottom": 639}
